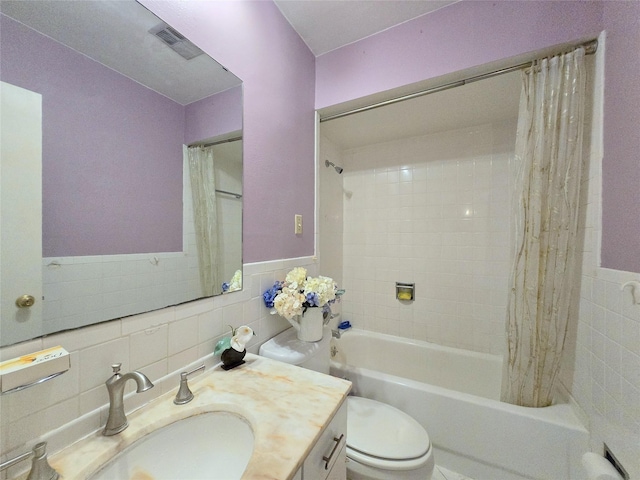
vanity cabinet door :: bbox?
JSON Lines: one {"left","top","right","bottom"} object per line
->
{"left": 302, "top": 400, "right": 347, "bottom": 480}
{"left": 325, "top": 443, "right": 346, "bottom": 480}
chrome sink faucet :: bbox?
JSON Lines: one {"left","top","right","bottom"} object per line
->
{"left": 103, "top": 363, "right": 154, "bottom": 436}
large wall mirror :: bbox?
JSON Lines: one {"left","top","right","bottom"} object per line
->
{"left": 0, "top": 0, "right": 243, "bottom": 347}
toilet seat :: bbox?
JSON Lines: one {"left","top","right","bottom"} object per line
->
{"left": 346, "top": 396, "right": 431, "bottom": 470}
{"left": 347, "top": 446, "right": 432, "bottom": 471}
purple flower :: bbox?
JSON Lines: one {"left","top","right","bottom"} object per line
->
{"left": 305, "top": 292, "right": 320, "bottom": 307}
{"left": 262, "top": 281, "right": 283, "bottom": 308}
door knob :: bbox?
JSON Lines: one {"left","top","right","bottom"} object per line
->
{"left": 15, "top": 294, "right": 35, "bottom": 308}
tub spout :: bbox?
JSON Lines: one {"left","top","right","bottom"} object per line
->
{"left": 103, "top": 363, "right": 154, "bottom": 436}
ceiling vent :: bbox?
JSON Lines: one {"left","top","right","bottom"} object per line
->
{"left": 149, "top": 23, "right": 204, "bottom": 60}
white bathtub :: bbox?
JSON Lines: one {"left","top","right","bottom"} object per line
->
{"left": 330, "top": 329, "right": 589, "bottom": 480}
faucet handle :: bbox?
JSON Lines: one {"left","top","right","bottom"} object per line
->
{"left": 0, "top": 442, "right": 59, "bottom": 480}
{"left": 111, "top": 363, "right": 122, "bottom": 374}
{"left": 174, "top": 364, "right": 205, "bottom": 405}
{"left": 183, "top": 364, "right": 205, "bottom": 378}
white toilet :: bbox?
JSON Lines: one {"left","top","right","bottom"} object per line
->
{"left": 259, "top": 328, "right": 434, "bottom": 480}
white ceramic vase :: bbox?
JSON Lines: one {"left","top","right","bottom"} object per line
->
{"left": 288, "top": 307, "right": 325, "bottom": 342}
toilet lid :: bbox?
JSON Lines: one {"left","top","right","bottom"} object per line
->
{"left": 258, "top": 327, "right": 323, "bottom": 365}
{"left": 347, "top": 396, "right": 430, "bottom": 460}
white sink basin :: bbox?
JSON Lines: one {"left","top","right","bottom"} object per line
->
{"left": 91, "top": 412, "right": 254, "bottom": 480}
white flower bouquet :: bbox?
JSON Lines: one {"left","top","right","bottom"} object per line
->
{"left": 262, "top": 267, "right": 344, "bottom": 320}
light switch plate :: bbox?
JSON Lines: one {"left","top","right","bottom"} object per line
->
{"left": 295, "top": 214, "right": 303, "bottom": 234}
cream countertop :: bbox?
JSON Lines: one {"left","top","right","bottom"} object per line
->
{"left": 21, "top": 354, "right": 351, "bottom": 480}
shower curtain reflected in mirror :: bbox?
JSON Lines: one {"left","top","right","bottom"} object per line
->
{"left": 187, "top": 145, "right": 222, "bottom": 296}
{"left": 502, "top": 47, "right": 587, "bottom": 408}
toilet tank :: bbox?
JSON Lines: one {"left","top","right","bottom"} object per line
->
{"left": 259, "top": 327, "right": 331, "bottom": 374}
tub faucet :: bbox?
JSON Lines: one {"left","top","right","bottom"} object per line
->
{"left": 331, "top": 329, "right": 342, "bottom": 339}
{"left": 103, "top": 363, "right": 154, "bottom": 436}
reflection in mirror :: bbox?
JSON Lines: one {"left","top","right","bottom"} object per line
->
{"left": 0, "top": 0, "right": 243, "bottom": 347}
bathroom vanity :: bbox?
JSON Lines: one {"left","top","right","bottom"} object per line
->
{"left": 13, "top": 354, "right": 350, "bottom": 480}
{"left": 297, "top": 399, "right": 348, "bottom": 480}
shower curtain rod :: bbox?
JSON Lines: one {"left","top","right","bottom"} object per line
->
{"left": 196, "top": 136, "right": 242, "bottom": 148}
{"left": 319, "top": 39, "right": 597, "bottom": 123}
{"left": 215, "top": 189, "right": 242, "bottom": 199}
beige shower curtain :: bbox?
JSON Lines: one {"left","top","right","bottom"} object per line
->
{"left": 501, "top": 47, "right": 586, "bottom": 408}
{"left": 187, "top": 145, "right": 222, "bottom": 297}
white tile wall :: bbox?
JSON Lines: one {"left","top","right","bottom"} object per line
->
{"left": 559, "top": 34, "right": 640, "bottom": 479}
{"left": 42, "top": 252, "right": 200, "bottom": 336}
{"left": 318, "top": 134, "right": 344, "bottom": 291}
{"left": 0, "top": 256, "right": 318, "bottom": 478}
{"left": 318, "top": 38, "right": 639, "bottom": 476}
{"left": 335, "top": 121, "right": 516, "bottom": 354}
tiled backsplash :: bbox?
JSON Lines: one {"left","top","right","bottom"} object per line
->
{"left": 0, "top": 256, "right": 317, "bottom": 477}
{"left": 41, "top": 251, "right": 201, "bottom": 337}
{"left": 337, "top": 121, "right": 516, "bottom": 355}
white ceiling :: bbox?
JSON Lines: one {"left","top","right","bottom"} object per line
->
{"left": 274, "top": 0, "right": 459, "bottom": 56}
{"left": 321, "top": 70, "right": 521, "bottom": 150}
{"left": 0, "top": 0, "right": 240, "bottom": 105}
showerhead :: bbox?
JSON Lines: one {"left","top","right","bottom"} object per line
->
{"left": 325, "top": 159, "right": 343, "bottom": 174}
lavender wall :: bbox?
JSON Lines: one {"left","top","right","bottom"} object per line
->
{"left": 315, "top": 1, "right": 602, "bottom": 109}
{"left": 142, "top": 0, "right": 316, "bottom": 263}
{"left": 134, "top": 0, "right": 638, "bottom": 271}
{"left": 315, "top": 0, "right": 639, "bottom": 273}
{"left": 601, "top": 1, "right": 640, "bottom": 272}
{"left": 184, "top": 85, "right": 243, "bottom": 145}
{"left": 0, "top": 15, "right": 184, "bottom": 257}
